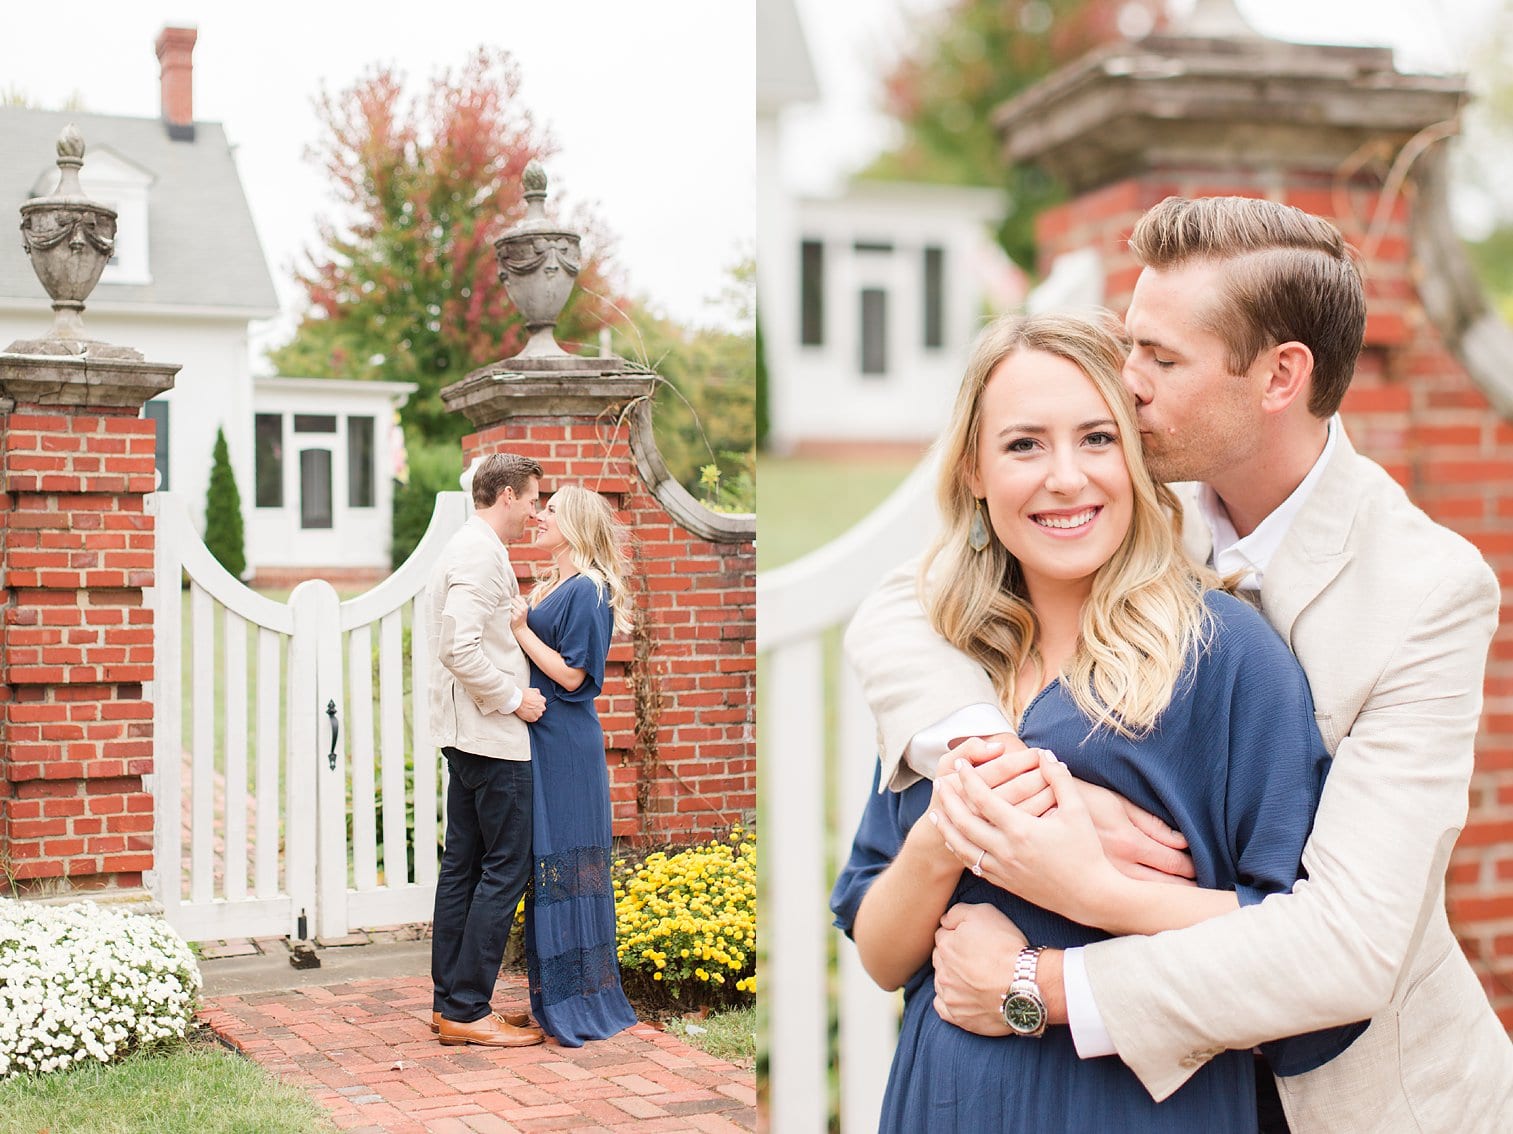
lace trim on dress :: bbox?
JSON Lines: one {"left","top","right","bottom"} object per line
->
{"left": 531, "top": 845, "right": 612, "bottom": 907}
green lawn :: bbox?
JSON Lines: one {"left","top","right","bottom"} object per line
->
{"left": 755, "top": 451, "right": 920, "bottom": 1121}
{"left": 756, "top": 455, "right": 920, "bottom": 571}
{"left": 0, "top": 1034, "right": 335, "bottom": 1134}
{"left": 669, "top": 1004, "right": 757, "bottom": 1066}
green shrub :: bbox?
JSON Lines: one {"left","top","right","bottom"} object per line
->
{"left": 391, "top": 438, "right": 462, "bottom": 569}
{"left": 203, "top": 428, "right": 246, "bottom": 578}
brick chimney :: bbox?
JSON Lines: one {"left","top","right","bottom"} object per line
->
{"left": 154, "top": 25, "right": 197, "bottom": 141}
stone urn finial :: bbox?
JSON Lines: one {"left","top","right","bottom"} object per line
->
{"left": 495, "top": 160, "right": 581, "bottom": 360}
{"left": 19, "top": 125, "right": 119, "bottom": 343}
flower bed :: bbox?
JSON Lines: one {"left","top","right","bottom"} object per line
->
{"left": 0, "top": 900, "right": 201, "bottom": 1079}
{"left": 613, "top": 827, "right": 756, "bottom": 1012}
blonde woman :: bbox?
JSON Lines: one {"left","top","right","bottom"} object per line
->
{"left": 831, "top": 314, "right": 1359, "bottom": 1131}
{"left": 508, "top": 484, "right": 637, "bottom": 1047}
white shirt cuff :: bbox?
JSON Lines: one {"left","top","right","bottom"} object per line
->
{"left": 1064, "top": 947, "right": 1118, "bottom": 1059}
{"left": 903, "top": 703, "right": 1015, "bottom": 780}
{"left": 499, "top": 686, "right": 523, "bottom": 716}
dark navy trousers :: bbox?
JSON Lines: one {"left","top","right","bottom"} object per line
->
{"left": 431, "top": 747, "right": 533, "bottom": 1023}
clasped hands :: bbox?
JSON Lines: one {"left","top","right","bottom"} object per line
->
{"left": 926, "top": 733, "right": 1193, "bottom": 1034}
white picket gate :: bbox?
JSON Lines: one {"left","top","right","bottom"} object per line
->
{"left": 146, "top": 490, "right": 470, "bottom": 943}
{"left": 756, "top": 451, "right": 942, "bottom": 1134}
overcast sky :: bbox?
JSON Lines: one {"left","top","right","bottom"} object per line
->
{"left": 0, "top": 1, "right": 755, "bottom": 364}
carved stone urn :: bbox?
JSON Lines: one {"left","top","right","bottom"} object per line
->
{"left": 495, "top": 161, "right": 581, "bottom": 359}
{"left": 20, "top": 125, "right": 118, "bottom": 343}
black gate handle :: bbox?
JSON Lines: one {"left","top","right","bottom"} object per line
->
{"left": 326, "top": 699, "right": 339, "bottom": 771}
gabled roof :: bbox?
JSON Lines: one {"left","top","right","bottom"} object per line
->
{"left": 0, "top": 106, "right": 279, "bottom": 316}
{"left": 757, "top": 0, "right": 819, "bottom": 114}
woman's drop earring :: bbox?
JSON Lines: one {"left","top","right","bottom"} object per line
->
{"left": 968, "top": 499, "right": 990, "bottom": 553}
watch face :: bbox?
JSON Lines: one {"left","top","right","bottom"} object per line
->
{"left": 1001, "top": 991, "right": 1046, "bottom": 1034}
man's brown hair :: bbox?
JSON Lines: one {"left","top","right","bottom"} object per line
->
{"left": 471, "top": 453, "right": 543, "bottom": 508}
{"left": 1128, "top": 196, "right": 1366, "bottom": 417}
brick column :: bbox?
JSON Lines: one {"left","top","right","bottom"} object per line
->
{"left": 999, "top": 30, "right": 1513, "bottom": 1022}
{"left": 443, "top": 361, "right": 755, "bottom": 845}
{"left": 0, "top": 351, "right": 177, "bottom": 899}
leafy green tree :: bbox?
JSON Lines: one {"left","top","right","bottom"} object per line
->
{"left": 204, "top": 428, "right": 247, "bottom": 579}
{"left": 610, "top": 273, "right": 755, "bottom": 513}
{"left": 391, "top": 439, "right": 463, "bottom": 569}
{"left": 267, "top": 48, "right": 626, "bottom": 445}
{"left": 866, "top": 0, "right": 1164, "bottom": 266}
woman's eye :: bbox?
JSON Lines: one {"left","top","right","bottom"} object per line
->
{"left": 1005, "top": 437, "right": 1037, "bottom": 453}
{"left": 1085, "top": 431, "right": 1118, "bottom": 446}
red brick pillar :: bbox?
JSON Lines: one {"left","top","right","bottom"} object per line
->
{"left": 0, "top": 351, "right": 177, "bottom": 899}
{"left": 443, "top": 361, "right": 755, "bottom": 845}
{"left": 1000, "top": 30, "right": 1513, "bottom": 1022}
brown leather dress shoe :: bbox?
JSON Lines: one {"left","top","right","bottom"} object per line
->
{"left": 431, "top": 1009, "right": 534, "bottom": 1033}
{"left": 437, "top": 1012, "right": 544, "bottom": 1047}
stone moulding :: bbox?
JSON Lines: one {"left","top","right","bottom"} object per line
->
{"left": 0, "top": 348, "right": 179, "bottom": 409}
{"left": 440, "top": 360, "right": 656, "bottom": 423}
{"left": 439, "top": 358, "right": 754, "bottom": 546}
{"left": 625, "top": 397, "right": 754, "bottom": 546}
{"left": 995, "top": 36, "right": 1467, "bottom": 193}
{"left": 1409, "top": 145, "right": 1513, "bottom": 421}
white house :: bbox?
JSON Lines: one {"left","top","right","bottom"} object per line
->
{"left": 0, "top": 26, "right": 412, "bottom": 582}
{"left": 249, "top": 378, "right": 416, "bottom": 585}
{"left": 756, "top": 0, "right": 1016, "bottom": 455}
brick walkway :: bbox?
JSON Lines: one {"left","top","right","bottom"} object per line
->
{"left": 199, "top": 970, "right": 757, "bottom": 1133}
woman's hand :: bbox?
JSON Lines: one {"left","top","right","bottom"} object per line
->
{"left": 509, "top": 595, "right": 530, "bottom": 632}
{"left": 933, "top": 750, "right": 1127, "bottom": 925}
{"left": 925, "top": 739, "right": 1047, "bottom": 856}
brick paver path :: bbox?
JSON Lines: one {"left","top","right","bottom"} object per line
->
{"left": 199, "top": 970, "right": 756, "bottom": 1133}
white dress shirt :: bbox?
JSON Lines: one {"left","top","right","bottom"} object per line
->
{"left": 905, "top": 418, "right": 1339, "bottom": 1058}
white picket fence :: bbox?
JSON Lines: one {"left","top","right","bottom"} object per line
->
{"left": 146, "top": 490, "right": 469, "bottom": 943}
{"left": 756, "top": 451, "right": 942, "bottom": 1133}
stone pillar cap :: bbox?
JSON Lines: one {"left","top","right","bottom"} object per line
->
{"left": 995, "top": 35, "right": 1467, "bottom": 192}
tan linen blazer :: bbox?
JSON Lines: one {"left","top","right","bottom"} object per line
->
{"left": 844, "top": 432, "right": 1513, "bottom": 1131}
{"left": 425, "top": 514, "right": 531, "bottom": 761}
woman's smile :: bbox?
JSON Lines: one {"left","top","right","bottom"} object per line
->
{"left": 1030, "top": 505, "right": 1103, "bottom": 535}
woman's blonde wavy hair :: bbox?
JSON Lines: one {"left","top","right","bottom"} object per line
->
{"left": 529, "top": 485, "right": 633, "bottom": 635}
{"left": 920, "top": 312, "right": 1218, "bottom": 739}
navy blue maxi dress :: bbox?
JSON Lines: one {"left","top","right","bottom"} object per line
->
{"left": 523, "top": 573, "right": 637, "bottom": 1046}
{"left": 832, "top": 591, "right": 1365, "bottom": 1132}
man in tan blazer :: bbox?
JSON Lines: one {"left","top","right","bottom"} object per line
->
{"left": 427, "top": 452, "right": 548, "bottom": 1048}
{"left": 845, "top": 196, "right": 1513, "bottom": 1131}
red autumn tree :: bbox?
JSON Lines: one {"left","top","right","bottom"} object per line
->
{"left": 269, "top": 48, "right": 626, "bottom": 443}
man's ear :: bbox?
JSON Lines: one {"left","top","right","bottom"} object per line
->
{"left": 1259, "top": 341, "right": 1314, "bottom": 415}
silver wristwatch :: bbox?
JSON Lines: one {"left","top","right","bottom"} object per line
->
{"left": 1000, "top": 946, "right": 1048, "bottom": 1037}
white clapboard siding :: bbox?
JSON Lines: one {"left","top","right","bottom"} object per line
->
{"left": 756, "top": 451, "right": 940, "bottom": 1134}
{"left": 149, "top": 490, "right": 468, "bottom": 942}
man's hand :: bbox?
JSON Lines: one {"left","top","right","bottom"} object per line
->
{"left": 514, "top": 687, "right": 546, "bottom": 722}
{"left": 931, "top": 903, "right": 1027, "bottom": 1035}
{"left": 1077, "top": 780, "right": 1195, "bottom": 884}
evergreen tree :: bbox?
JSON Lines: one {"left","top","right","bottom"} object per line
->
{"left": 204, "top": 428, "right": 247, "bottom": 579}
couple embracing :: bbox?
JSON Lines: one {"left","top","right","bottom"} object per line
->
{"left": 834, "top": 196, "right": 1513, "bottom": 1131}
{"left": 425, "top": 453, "right": 636, "bottom": 1049}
